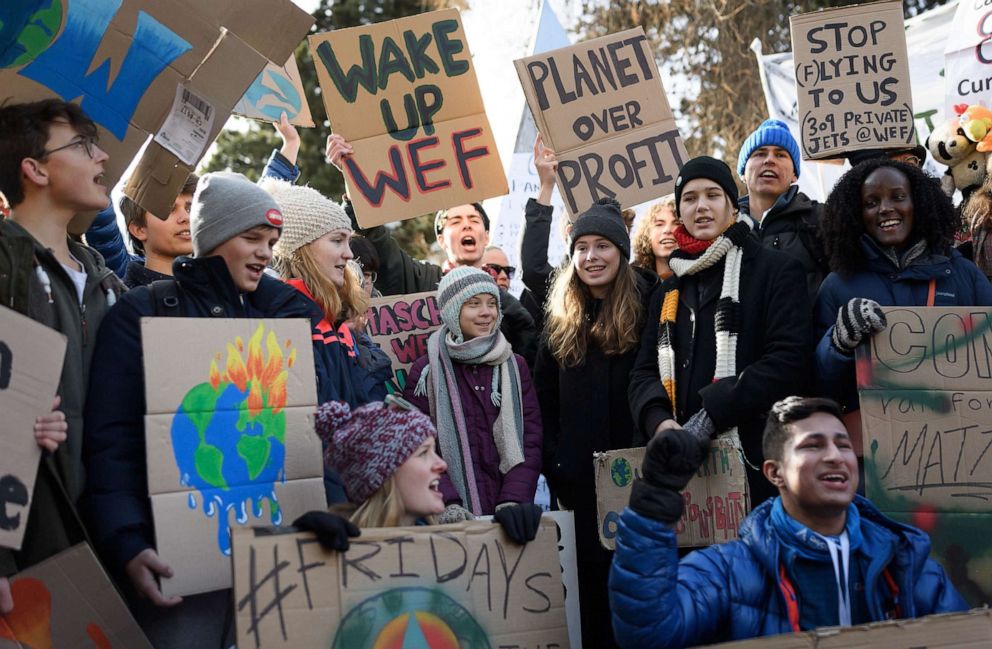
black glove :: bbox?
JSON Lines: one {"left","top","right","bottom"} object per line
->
{"left": 292, "top": 511, "right": 360, "bottom": 552}
{"left": 494, "top": 502, "right": 543, "bottom": 544}
{"left": 832, "top": 298, "right": 886, "bottom": 354}
{"left": 630, "top": 427, "right": 711, "bottom": 523}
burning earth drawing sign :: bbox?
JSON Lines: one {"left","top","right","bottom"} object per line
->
{"left": 171, "top": 323, "right": 296, "bottom": 555}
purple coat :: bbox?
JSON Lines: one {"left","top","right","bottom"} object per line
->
{"left": 404, "top": 353, "right": 543, "bottom": 514}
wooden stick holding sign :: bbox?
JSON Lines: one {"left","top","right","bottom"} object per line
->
{"left": 0, "top": 306, "right": 66, "bottom": 551}
{"left": 595, "top": 439, "right": 749, "bottom": 551}
{"left": 309, "top": 9, "right": 508, "bottom": 227}
{"left": 231, "top": 519, "right": 569, "bottom": 648}
{"left": 790, "top": 1, "right": 915, "bottom": 160}
{"left": 515, "top": 28, "right": 689, "bottom": 219}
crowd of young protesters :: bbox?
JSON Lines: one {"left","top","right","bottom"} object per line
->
{"left": 0, "top": 84, "right": 986, "bottom": 649}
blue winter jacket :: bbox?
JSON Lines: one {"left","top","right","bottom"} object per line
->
{"left": 81, "top": 255, "right": 364, "bottom": 577}
{"left": 609, "top": 496, "right": 967, "bottom": 649}
{"left": 84, "top": 150, "right": 300, "bottom": 279}
{"left": 815, "top": 238, "right": 992, "bottom": 409}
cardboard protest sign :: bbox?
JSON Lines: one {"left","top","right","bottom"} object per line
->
{"left": 309, "top": 9, "right": 508, "bottom": 227}
{"left": 944, "top": 1, "right": 992, "bottom": 115}
{"left": 595, "top": 438, "right": 749, "bottom": 551}
{"left": 858, "top": 307, "right": 992, "bottom": 606}
{"left": 234, "top": 55, "right": 315, "bottom": 127}
{"left": 704, "top": 608, "right": 992, "bottom": 648}
{"left": 364, "top": 291, "right": 441, "bottom": 395}
{"left": 0, "top": 0, "right": 313, "bottom": 232}
{"left": 141, "top": 318, "right": 327, "bottom": 597}
{"left": 0, "top": 306, "right": 67, "bottom": 551}
{"left": 0, "top": 543, "right": 152, "bottom": 648}
{"left": 790, "top": 1, "right": 915, "bottom": 160}
{"left": 514, "top": 28, "right": 688, "bottom": 219}
{"left": 231, "top": 518, "right": 568, "bottom": 649}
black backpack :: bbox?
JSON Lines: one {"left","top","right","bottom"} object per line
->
{"left": 149, "top": 279, "right": 182, "bottom": 317}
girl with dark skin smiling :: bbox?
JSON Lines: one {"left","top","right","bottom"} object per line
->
{"left": 815, "top": 159, "right": 992, "bottom": 449}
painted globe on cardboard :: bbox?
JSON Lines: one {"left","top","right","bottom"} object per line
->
{"left": 0, "top": 1, "right": 63, "bottom": 69}
{"left": 169, "top": 324, "right": 293, "bottom": 555}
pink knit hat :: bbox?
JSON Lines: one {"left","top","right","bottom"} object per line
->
{"left": 315, "top": 401, "right": 437, "bottom": 503}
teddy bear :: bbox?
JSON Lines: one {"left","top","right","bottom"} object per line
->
{"left": 926, "top": 116, "right": 988, "bottom": 197}
{"left": 956, "top": 103, "right": 992, "bottom": 153}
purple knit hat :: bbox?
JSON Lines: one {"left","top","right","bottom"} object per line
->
{"left": 315, "top": 401, "right": 437, "bottom": 503}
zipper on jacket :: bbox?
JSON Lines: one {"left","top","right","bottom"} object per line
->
{"left": 80, "top": 302, "right": 87, "bottom": 347}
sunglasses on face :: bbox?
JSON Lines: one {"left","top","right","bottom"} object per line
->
{"left": 482, "top": 263, "right": 515, "bottom": 279}
{"left": 39, "top": 134, "right": 98, "bottom": 159}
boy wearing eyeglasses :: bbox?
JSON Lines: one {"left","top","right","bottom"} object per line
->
{"left": 483, "top": 245, "right": 543, "bottom": 333}
{"left": 0, "top": 99, "right": 125, "bottom": 612}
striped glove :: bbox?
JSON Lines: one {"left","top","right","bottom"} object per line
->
{"left": 832, "top": 298, "right": 886, "bottom": 354}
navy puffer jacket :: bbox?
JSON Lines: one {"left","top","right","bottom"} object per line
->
{"left": 609, "top": 496, "right": 967, "bottom": 649}
{"left": 815, "top": 238, "right": 992, "bottom": 409}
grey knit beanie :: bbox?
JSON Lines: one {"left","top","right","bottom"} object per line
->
{"left": 190, "top": 172, "right": 283, "bottom": 257}
{"left": 570, "top": 197, "right": 631, "bottom": 259}
{"left": 437, "top": 266, "right": 501, "bottom": 342}
{"left": 260, "top": 178, "right": 352, "bottom": 263}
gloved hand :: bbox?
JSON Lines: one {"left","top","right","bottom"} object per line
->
{"left": 292, "top": 511, "right": 360, "bottom": 552}
{"left": 682, "top": 409, "right": 717, "bottom": 443}
{"left": 832, "top": 298, "right": 887, "bottom": 354}
{"left": 630, "top": 427, "right": 711, "bottom": 524}
{"left": 437, "top": 504, "right": 475, "bottom": 525}
{"left": 494, "top": 502, "right": 543, "bottom": 544}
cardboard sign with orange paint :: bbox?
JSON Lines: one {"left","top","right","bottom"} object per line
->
{"left": 0, "top": 543, "right": 152, "bottom": 649}
{"left": 141, "top": 317, "right": 327, "bottom": 597}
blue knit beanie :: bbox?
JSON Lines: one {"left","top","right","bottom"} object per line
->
{"left": 736, "top": 119, "right": 801, "bottom": 179}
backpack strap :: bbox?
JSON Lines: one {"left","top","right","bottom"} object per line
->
{"left": 149, "top": 279, "right": 182, "bottom": 317}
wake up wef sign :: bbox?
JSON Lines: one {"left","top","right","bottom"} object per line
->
{"left": 309, "top": 9, "right": 507, "bottom": 228}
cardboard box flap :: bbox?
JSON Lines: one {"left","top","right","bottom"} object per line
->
{"left": 205, "top": 0, "right": 315, "bottom": 64}
{"left": 233, "top": 55, "right": 315, "bottom": 127}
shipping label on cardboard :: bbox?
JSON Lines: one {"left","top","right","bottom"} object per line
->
{"left": 0, "top": 543, "right": 153, "bottom": 648}
{"left": 153, "top": 84, "right": 215, "bottom": 164}
{"left": 0, "top": 0, "right": 312, "bottom": 232}
{"left": 514, "top": 28, "right": 688, "bottom": 218}
{"left": 594, "top": 437, "right": 749, "bottom": 551}
{"left": 309, "top": 9, "right": 507, "bottom": 227}
{"left": 364, "top": 291, "right": 441, "bottom": 394}
{"left": 790, "top": 1, "right": 915, "bottom": 159}
{"left": 234, "top": 55, "right": 315, "bottom": 127}
{"left": 0, "top": 306, "right": 67, "bottom": 551}
{"left": 140, "top": 318, "right": 326, "bottom": 597}
{"left": 232, "top": 519, "right": 569, "bottom": 649}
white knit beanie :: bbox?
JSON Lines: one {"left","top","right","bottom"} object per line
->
{"left": 260, "top": 178, "right": 352, "bottom": 262}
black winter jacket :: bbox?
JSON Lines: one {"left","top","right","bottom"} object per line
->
{"left": 628, "top": 237, "right": 811, "bottom": 504}
{"left": 742, "top": 187, "right": 829, "bottom": 304}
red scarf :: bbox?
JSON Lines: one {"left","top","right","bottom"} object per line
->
{"left": 673, "top": 224, "right": 716, "bottom": 256}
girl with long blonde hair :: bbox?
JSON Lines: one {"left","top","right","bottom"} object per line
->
{"left": 534, "top": 197, "right": 651, "bottom": 649}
